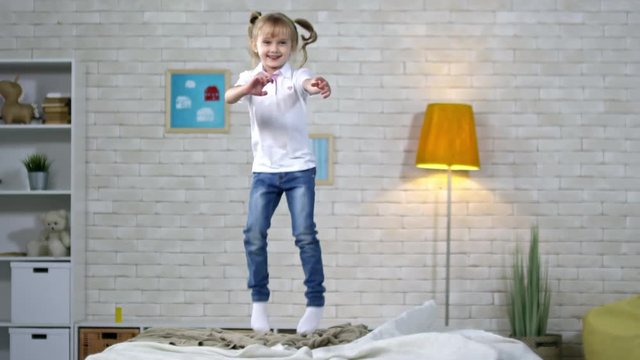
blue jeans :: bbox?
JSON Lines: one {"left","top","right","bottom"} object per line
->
{"left": 243, "top": 167, "right": 325, "bottom": 307}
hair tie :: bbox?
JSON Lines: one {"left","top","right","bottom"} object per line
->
{"left": 249, "top": 11, "right": 261, "bottom": 25}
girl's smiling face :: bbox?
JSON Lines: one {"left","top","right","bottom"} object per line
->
{"left": 253, "top": 26, "right": 293, "bottom": 74}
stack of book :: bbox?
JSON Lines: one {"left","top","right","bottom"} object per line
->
{"left": 42, "top": 93, "right": 71, "bottom": 124}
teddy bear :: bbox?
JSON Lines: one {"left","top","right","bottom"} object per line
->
{"left": 0, "top": 76, "right": 35, "bottom": 124}
{"left": 26, "top": 209, "right": 70, "bottom": 257}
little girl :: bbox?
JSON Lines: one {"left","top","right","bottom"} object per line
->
{"left": 225, "top": 11, "right": 332, "bottom": 334}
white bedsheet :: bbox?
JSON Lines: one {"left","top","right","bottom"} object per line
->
{"left": 87, "top": 301, "right": 541, "bottom": 360}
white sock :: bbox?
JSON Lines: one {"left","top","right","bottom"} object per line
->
{"left": 296, "top": 306, "right": 323, "bottom": 334}
{"left": 251, "top": 302, "right": 270, "bottom": 332}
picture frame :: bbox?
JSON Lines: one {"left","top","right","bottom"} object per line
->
{"left": 309, "top": 133, "right": 334, "bottom": 185}
{"left": 165, "top": 68, "right": 230, "bottom": 133}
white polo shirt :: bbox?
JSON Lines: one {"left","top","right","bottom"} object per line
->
{"left": 235, "top": 62, "right": 316, "bottom": 173}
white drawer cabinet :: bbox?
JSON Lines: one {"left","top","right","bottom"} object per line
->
{"left": 10, "top": 328, "right": 70, "bottom": 360}
{"left": 11, "top": 262, "right": 71, "bottom": 324}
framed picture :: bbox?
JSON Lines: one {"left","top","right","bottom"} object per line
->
{"left": 165, "top": 68, "right": 230, "bottom": 133}
{"left": 309, "top": 133, "right": 334, "bottom": 185}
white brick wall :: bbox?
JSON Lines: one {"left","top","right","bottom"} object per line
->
{"left": 3, "top": 0, "right": 640, "bottom": 358}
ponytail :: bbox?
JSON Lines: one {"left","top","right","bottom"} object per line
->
{"left": 248, "top": 11, "right": 261, "bottom": 38}
{"left": 293, "top": 18, "right": 317, "bottom": 67}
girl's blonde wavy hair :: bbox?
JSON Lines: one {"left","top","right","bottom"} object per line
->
{"left": 248, "top": 11, "right": 317, "bottom": 67}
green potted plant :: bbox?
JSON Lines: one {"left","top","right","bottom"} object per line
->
{"left": 22, "top": 152, "right": 52, "bottom": 190}
{"left": 508, "top": 226, "right": 561, "bottom": 360}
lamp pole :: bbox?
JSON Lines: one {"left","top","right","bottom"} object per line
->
{"left": 445, "top": 168, "right": 452, "bottom": 326}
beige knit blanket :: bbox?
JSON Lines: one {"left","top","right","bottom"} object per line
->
{"left": 129, "top": 323, "right": 369, "bottom": 350}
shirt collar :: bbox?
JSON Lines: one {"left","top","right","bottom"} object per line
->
{"left": 253, "top": 62, "right": 293, "bottom": 79}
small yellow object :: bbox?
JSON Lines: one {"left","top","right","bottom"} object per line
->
{"left": 115, "top": 306, "right": 123, "bottom": 323}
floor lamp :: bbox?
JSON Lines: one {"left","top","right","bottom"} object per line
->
{"left": 415, "top": 103, "right": 480, "bottom": 326}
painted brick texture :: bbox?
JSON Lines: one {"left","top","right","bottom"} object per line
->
{"left": 2, "top": 1, "right": 640, "bottom": 358}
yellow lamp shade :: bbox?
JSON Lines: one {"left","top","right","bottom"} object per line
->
{"left": 415, "top": 103, "right": 480, "bottom": 171}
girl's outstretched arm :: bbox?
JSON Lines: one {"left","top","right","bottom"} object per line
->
{"left": 303, "top": 76, "right": 331, "bottom": 99}
{"left": 225, "top": 73, "right": 273, "bottom": 104}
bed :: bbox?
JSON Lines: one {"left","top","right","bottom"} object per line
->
{"left": 86, "top": 301, "right": 541, "bottom": 360}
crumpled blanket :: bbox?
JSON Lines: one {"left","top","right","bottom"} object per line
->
{"left": 130, "top": 323, "right": 370, "bottom": 350}
{"left": 87, "top": 301, "right": 542, "bottom": 360}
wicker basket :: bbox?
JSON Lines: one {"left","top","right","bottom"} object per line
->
{"left": 78, "top": 327, "right": 140, "bottom": 359}
{"left": 515, "top": 333, "right": 562, "bottom": 360}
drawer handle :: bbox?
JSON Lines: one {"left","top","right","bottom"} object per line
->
{"left": 32, "top": 334, "right": 47, "bottom": 340}
{"left": 102, "top": 333, "right": 118, "bottom": 340}
{"left": 33, "top": 268, "right": 49, "bottom": 273}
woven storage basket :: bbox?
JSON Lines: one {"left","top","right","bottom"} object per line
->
{"left": 78, "top": 327, "right": 139, "bottom": 359}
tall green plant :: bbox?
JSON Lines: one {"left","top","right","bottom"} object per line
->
{"left": 21, "top": 153, "right": 51, "bottom": 172}
{"left": 508, "top": 226, "right": 551, "bottom": 337}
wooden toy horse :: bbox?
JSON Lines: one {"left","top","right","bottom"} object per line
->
{"left": 0, "top": 75, "right": 34, "bottom": 124}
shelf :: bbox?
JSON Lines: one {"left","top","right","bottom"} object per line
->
{"left": 0, "top": 124, "right": 71, "bottom": 130}
{"left": 0, "top": 59, "right": 82, "bottom": 360}
{"left": 0, "top": 59, "right": 72, "bottom": 70}
{"left": 0, "top": 321, "right": 71, "bottom": 328}
{"left": 0, "top": 190, "right": 71, "bottom": 196}
{"left": 0, "top": 256, "right": 70, "bottom": 262}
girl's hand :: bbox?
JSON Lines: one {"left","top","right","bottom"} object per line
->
{"left": 246, "top": 73, "right": 273, "bottom": 96}
{"left": 225, "top": 73, "right": 273, "bottom": 104}
{"left": 309, "top": 77, "right": 331, "bottom": 99}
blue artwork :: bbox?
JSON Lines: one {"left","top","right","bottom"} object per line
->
{"left": 166, "top": 69, "right": 229, "bottom": 133}
{"left": 309, "top": 134, "right": 333, "bottom": 185}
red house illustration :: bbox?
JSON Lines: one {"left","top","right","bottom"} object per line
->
{"left": 205, "top": 86, "right": 219, "bottom": 101}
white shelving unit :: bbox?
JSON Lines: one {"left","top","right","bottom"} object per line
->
{"left": 0, "top": 60, "right": 85, "bottom": 360}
